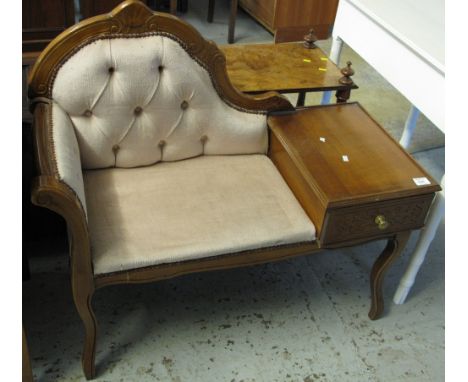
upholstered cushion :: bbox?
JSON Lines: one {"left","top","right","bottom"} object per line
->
{"left": 83, "top": 155, "right": 316, "bottom": 275}
{"left": 52, "top": 35, "right": 267, "bottom": 170}
{"left": 52, "top": 103, "right": 88, "bottom": 214}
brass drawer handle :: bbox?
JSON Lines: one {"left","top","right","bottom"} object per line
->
{"left": 375, "top": 215, "right": 389, "bottom": 230}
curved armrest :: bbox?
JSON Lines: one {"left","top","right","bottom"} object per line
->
{"left": 31, "top": 102, "right": 93, "bottom": 279}
{"left": 33, "top": 102, "right": 88, "bottom": 215}
{"left": 31, "top": 175, "right": 87, "bottom": 236}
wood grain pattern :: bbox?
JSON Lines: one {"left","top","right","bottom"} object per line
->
{"left": 274, "top": 24, "right": 331, "bottom": 44}
{"left": 220, "top": 42, "right": 356, "bottom": 94}
{"left": 239, "top": 0, "right": 339, "bottom": 41}
{"left": 268, "top": 103, "right": 440, "bottom": 208}
{"left": 268, "top": 126, "right": 328, "bottom": 236}
{"left": 268, "top": 103, "right": 440, "bottom": 245}
{"left": 368, "top": 232, "right": 411, "bottom": 320}
{"left": 273, "top": 0, "right": 339, "bottom": 28}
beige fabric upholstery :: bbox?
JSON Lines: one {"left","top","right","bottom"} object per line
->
{"left": 84, "top": 155, "right": 316, "bottom": 275}
{"left": 52, "top": 103, "right": 88, "bottom": 215}
{"left": 52, "top": 35, "right": 267, "bottom": 170}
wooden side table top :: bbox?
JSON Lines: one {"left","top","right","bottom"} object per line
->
{"left": 268, "top": 103, "right": 440, "bottom": 245}
{"left": 220, "top": 42, "right": 357, "bottom": 94}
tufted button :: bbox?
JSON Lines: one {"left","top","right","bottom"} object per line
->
{"left": 108, "top": 67, "right": 115, "bottom": 74}
{"left": 158, "top": 140, "right": 166, "bottom": 148}
{"left": 158, "top": 65, "right": 164, "bottom": 72}
{"left": 83, "top": 109, "right": 92, "bottom": 117}
{"left": 200, "top": 135, "right": 208, "bottom": 144}
{"left": 112, "top": 144, "right": 120, "bottom": 154}
{"left": 134, "top": 106, "right": 143, "bottom": 116}
{"left": 180, "top": 100, "right": 189, "bottom": 110}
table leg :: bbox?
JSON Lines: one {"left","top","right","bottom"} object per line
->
{"left": 228, "top": 0, "right": 238, "bottom": 44}
{"left": 399, "top": 105, "right": 420, "bottom": 149}
{"left": 335, "top": 88, "right": 351, "bottom": 103}
{"left": 296, "top": 91, "right": 306, "bottom": 107}
{"left": 393, "top": 176, "right": 445, "bottom": 304}
{"left": 369, "top": 231, "right": 411, "bottom": 320}
{"left": 321, "top": 35, "right": 344, "bottom": 104}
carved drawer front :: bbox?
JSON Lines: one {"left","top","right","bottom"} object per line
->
{"left": 320, "top": 194, "right": 435, "bottom": 246}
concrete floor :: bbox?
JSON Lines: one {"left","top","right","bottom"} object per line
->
{"left": 23, "top": 1, "right": 445, "bottom": 381}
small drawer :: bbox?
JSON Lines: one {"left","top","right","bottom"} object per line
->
{"left": 320, "top": 194, "right": 435, "bottom": 246}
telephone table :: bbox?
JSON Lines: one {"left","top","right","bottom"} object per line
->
{"left": 268, "top": 103, "right": 440, "bottom": 318}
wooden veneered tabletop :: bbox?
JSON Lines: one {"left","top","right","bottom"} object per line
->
{"left": 220, "top": 42, "right": 352, "bottom": 94}
{"left": 268, "top": 103, "right": 440, "bottom": 207}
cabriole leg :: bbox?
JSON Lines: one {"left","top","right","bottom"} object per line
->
{"left": 73, "top": 285, "right": 97, "bottom": 380}
{"left": 368, "top": 231, "right": 411, "bottom": 320}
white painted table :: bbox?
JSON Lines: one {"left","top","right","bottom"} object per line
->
{"left": 323, "top": 0, "right": 445, "bottom": 303}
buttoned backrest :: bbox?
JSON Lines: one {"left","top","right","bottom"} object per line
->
{"left": 51, "top": 34, "right": 268, "bottom": 169}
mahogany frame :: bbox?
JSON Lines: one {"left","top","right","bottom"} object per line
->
{"left": 28, "top": 1, "right": 408, "bottom": 379}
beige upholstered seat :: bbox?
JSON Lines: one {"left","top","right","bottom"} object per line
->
{"left": 48, "top": 31, "right": 316, "bottom": 277}
{"left": 84, "top": 155, "right": 316, "bottom": 275}
{"left": 28, "top": 2, "right": 318, "bottom": 379}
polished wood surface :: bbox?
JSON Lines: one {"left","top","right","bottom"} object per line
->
{"left": 268, "top": 103, "right": 440, "bottom": 245}
{"left": 239, "top": 0, "right": 339, "bottom": 42}
{"left": 273, "top": 0, "right": 339, "bottom": 42}
{"left": 268, "top": 104, "right": 438, "bottom": 319}
{"left": 268, "top": 103, "right": 440, "bottom": 207}
{"left": 269, "top": 127, "right": 327, "bottom": 232}
{"left": 221, "top": 42, "right": 355, "bottom": 94}
{"left": 369, "top": 231, "right": 410, "bottom": 319}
